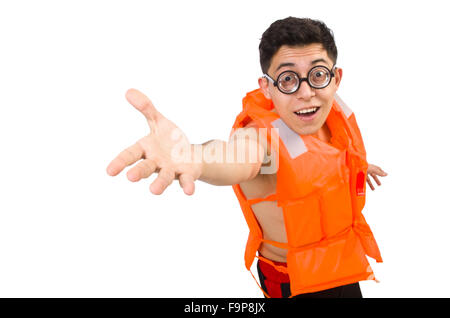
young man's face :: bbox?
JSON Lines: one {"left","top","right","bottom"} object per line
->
{"left": 259, "top": 43, "right": 342, "bottom": 136}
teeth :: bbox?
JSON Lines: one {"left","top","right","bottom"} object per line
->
{"left": 295, "top": 107, "right": 318, "bottom": 115}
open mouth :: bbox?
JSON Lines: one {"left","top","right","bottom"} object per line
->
{"left": 294, "top": 106, "right": 320, "bottom": 121}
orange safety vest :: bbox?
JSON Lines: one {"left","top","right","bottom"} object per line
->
{"left": 230, "top": 89, "right": 382, "bottom": 297}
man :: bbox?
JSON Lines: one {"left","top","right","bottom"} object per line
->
{"left": 106, "top": 17, "right": 387, "bottom": 298}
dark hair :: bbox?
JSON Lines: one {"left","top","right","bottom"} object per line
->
{"left": 259, "top": 17, "right": 338, "bottom": 74}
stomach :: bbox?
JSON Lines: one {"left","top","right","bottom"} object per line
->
{"left": 239, "top": 172, "right": 289, "bottom": 263}
{"left": 259, "top": 242, "right": 288, "bottom": 262}
{"left": 251, "top": 200, "right": 289, "bottom": 263}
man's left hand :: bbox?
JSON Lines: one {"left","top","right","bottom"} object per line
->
{"left": 367, "top": 164, "right": 388, "bottom": 191}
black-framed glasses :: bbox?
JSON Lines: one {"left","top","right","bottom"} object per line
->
{"left": 263, "top": 65, "right": 336, "bottom": 94}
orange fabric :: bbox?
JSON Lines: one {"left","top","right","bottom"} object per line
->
{"left": 230, "top": 89, "right": 382, "bottom": 297}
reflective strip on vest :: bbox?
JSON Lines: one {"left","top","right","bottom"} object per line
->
{"left": 334, "top": 94, "right": 353, "bottom": 118}
{"left": 271, "top": 118, "right": 307, "bottom": 159}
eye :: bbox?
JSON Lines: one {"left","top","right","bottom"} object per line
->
{"left": 314, "top": 70, "right": 325, "bottom": 78}
{"left": 278, "top": 71, "right": 299, "bottom": 92}
{"left": 281, "top": 73, "right": 294, "bottom": 82}
{"left": 309, "top": 66, "right": 330, "bottom": 87}
{"left": 279, "top": 71, "right": 297, "bottom": 81}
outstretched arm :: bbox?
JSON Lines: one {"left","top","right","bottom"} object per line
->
{"left": 106, "top": 89, "right": 264, "bottom": 195}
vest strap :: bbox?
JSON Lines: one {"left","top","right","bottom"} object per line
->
{"left": 248, "top": 254, "right": 290, "bottom": 299}
{"left": 249, "top": 254, "right": 294, "bottom": 298}
{"left": 247, "top": 193, "right": 277, "bottom": 205}
{"left": 261, "top": 238, "right": 289, "bottom": 250}
{"left": 249, "top": 268, "right": 271, "bottom": 298}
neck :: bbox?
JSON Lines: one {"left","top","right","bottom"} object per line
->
{"left": 314, "top": 123, "right": 332, "bottom": 143}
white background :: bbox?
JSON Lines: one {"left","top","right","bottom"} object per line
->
{"left": 0, "top": 0, "right": 449, "bottom": 297}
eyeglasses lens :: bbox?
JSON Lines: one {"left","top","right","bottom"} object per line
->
{"left": 309, "top": 66, "right": 331, "bottom": 88}
{"left": 278, "top": 71, "right": 299, "bottom": 93}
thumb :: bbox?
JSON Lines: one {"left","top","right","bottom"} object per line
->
{"left": 125, "top": 88, "right": 161, "bottom": 131}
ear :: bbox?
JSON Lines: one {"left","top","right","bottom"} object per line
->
{"left": 333, "top": 67, "right": 343, "bottom": 89}
{"left": 258, "top": 77, "right": 272, "bottom": 100}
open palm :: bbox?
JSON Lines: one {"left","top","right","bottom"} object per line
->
{"left": 106, "top": 89, "right": 201, "bottom": 195}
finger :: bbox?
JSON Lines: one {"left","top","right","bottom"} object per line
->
{"left": 372, "top": 174, "right": 382, "bottom": 186}
{"left": 178, "top": 173, "right": 195, "bottom": 195}
{"left": 149, "top": 168, "right": 175, "bottom": 195}
{"left": 373, "top": 165, "right": 388, "bottom": 176}
{"left": 125, "top": 88, "right": 160, "bottom": 131}
{"left": 366, "top": 176, "right": 375, "bottom": 191}
{"left": 107, "top": 142, "right": 144, "bottom": 176}
{"left": 127, "top": 159, "right": 158, "bottom": 182}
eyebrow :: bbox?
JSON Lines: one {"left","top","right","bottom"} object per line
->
{"left": 274, "top": 58, "right": 329, "bottom": 72}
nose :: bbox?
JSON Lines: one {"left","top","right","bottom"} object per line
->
{"left": 295, "top": 79, "right": 315, "bottom": 100}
